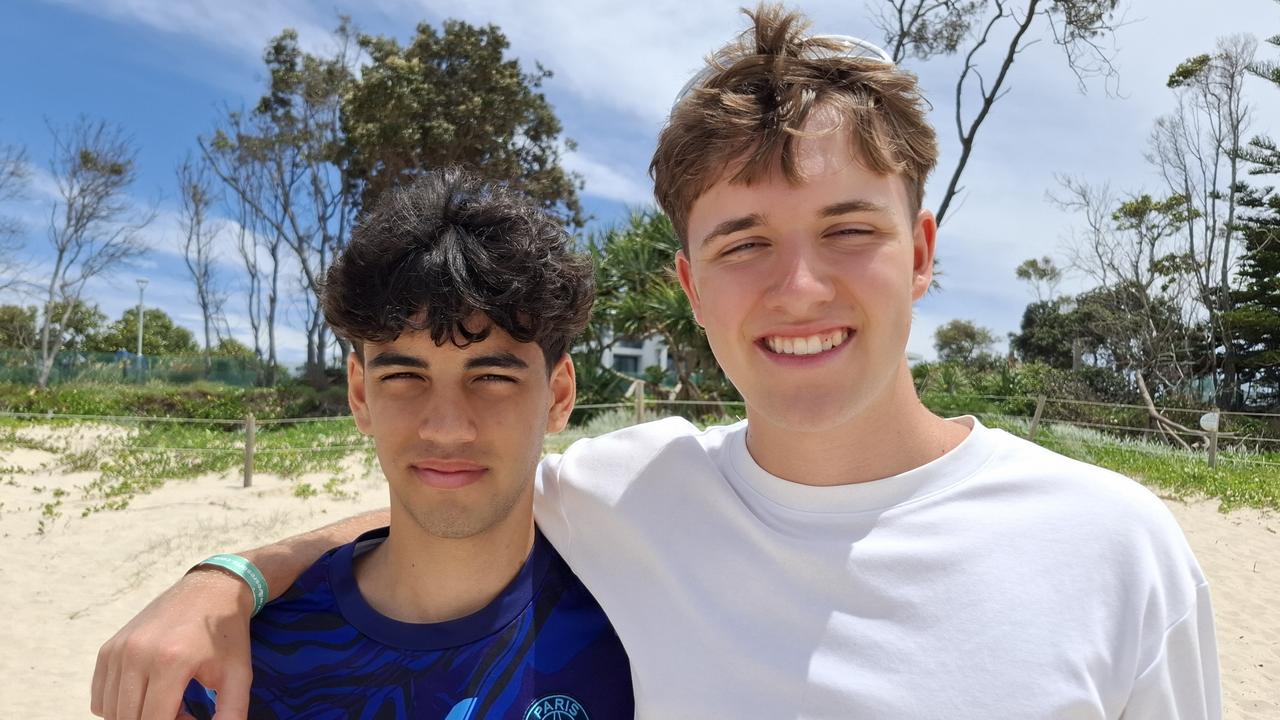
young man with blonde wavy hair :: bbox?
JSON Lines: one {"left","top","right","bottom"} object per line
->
{"left": 93, "top": 5, "right": 1219, "bottom": 718}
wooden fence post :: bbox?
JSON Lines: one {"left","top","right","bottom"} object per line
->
{"left": 1028, "top": 395, "right": 1047, "bottom": 441}
{"left": 243, "top": 413, "right": 256, "bottom": 488}
{"left": 1207, "top": 428, "right": 1218, "bottom": 470}
{"left": 633, "top": 381, "right": 646, "bottom": 426}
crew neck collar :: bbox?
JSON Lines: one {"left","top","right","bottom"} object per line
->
{"left": 725, "top": 416, "right": 996, "bottom": 515}
{"left": 329, "top": 526, "right": 553, "bottom": 650}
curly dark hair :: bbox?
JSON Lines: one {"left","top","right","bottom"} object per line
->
{"left": 321, "top": 167, "right": 595, "bottom": 369}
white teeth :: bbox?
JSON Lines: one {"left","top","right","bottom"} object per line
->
{"left": 764, "top": 329, "right": 848, "bottom": 356}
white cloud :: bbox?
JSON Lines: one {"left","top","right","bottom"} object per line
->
{"left": 371, "top": 0, "right": 744, "bottom": 126}
{"left": 32, "top": 0, "right": 1280, "bottom": 365}
{"left": 563, "top": 149, "right": 652, "bottom": 206}
{"left": 46, "top": 0, "right": 340, "bottom": 62}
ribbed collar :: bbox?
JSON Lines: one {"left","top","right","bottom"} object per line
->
{"left": 724, "top": 416, "right": 996, "bottom": 516}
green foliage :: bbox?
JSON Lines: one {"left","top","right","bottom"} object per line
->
{"left": 42, "top": 298, "right": 107, "bottom": 353}
{"left": 86, "top": 307, "right": 198, "bottom": 355}
{"left": 932, "top": 319, "right": 997, "bottom": 363}
{"left": 0, "top": 305, "right": 38, "bottom": 349}
{"left": 0, "top": 382, "right": 349, "bottom": 419}
{"left": 982, "top": 417, "right": 1280, "bottom": 512}
{"left": 68, "top": 416, "right": 370, "bottom": 513}
{"left": 1072, "top": 282, "right": 1206, "bottom": 375}
{"left": 1014, "top": 256, "right": 1062, "bottom": 297}
{"left": 1224, "top": 183, "right": 1280, "bottom": 405}
{"left": 1167, "top": 53, "right": 1213, "bottom": 88}
{"left": 570, "top": 355, "right": 630, "bottom": 414}
{"left": 76, "top": 148, "right": 128, "bottom": 177}
{"left": 589, "top": 210, "right": 730, "bottom": 400}
{"left": 211, "top": 338, "right": 256, "bottom": 359}
{"left": 344, "top": 19, "right": 582, "bottom": 225}
{"left": 915, "top": 360, "right": 1139, "bottom": 421}
{"left": 1010, "top": 299, "right": 1078, "bottom": 368}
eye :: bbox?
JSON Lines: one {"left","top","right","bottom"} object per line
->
{"left": 475, "top": 374, "right": 518, "bottom": 384}
{"left": 379, "top": 372, "right": 422, "bottom": 383}
{"left": 831, "top": 226, "right": 875, "bottom": 237}
{"left": 721, "top": 239, "right": 765, "bottom": 256}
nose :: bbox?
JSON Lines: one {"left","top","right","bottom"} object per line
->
{"left": 416, "top": 389, "right": 478, "bottom": 447}
{"left": 765, "top": 243, "right": 835, "bottom": 315}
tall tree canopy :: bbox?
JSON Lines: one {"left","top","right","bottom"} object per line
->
{"left": 345, "top": 20, "right": 582, "bottom": 226}
{"left": 933, "top": 319, "right": 997, "bottom": 362}
{"left": 86, "top": 307, "right": 198, "bottom": 356}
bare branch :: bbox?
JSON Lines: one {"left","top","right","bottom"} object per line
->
{"left": 0, "top": 141, "right": 30, "bottom": 292}
{"left": 927, "top": 0, "right": 1125, "bottom": 225}
{"left": 36, "top": 117, "right": 152, "bottom": 388}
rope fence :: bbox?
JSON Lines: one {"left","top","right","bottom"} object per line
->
{"left": 3, "top": 389, "right": 1278, "bottom": 484}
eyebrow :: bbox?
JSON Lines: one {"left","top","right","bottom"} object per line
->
{"left": 699, "top": 200, "right": 892, "bottom": 248}
{"left": 464, "top": 352, "right": 529, "bottom": 371}
{"left": 820, "top": 199, "right": 893, "bottom": 217}
{"left": 367, "top": 352, "right": 428, "bottom": 370}
{"left": 367, "top": 350, "right": 530, "bottom": 371}
{"left": 699, "top": 213, "right": 764, "bottom": 248}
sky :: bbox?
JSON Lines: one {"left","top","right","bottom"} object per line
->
{"left": 1, "top": 0, "right": 1278, "bottom": 367}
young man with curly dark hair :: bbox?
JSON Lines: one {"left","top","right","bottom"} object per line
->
{"left": 94, "top": 4, "right": 1218, "bottom": 719}
{"left": 173, "top": 168, "right": 632, "bottom": 720}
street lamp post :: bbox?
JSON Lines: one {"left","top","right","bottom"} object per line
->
{"left": 135, "top": 278, "right": 148, "bottom": 382}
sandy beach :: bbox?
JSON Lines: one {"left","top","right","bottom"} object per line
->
{"left": 1, "top": 425, "right": 1277, "bottom": 718}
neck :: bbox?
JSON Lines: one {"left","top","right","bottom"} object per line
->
{"left": 745, "top": 362, "right": 970, "bottom": 487}
{"left": 355, "top": 493, "right": 536, "bottom": 624}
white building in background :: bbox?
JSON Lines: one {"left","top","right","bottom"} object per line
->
{"left": 600, "top": 334, "right": 669, "bottom": 378}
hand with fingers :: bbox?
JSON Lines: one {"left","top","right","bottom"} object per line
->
{"left": 91, "top": 568, "right": 256, "bottom": 720}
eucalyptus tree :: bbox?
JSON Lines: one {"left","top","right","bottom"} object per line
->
{"left": 1150, "top": 35, "right": 1257, "bottom": 407}
{"left": 344, "top": 19, "right": 583, "bottom": 227}
{"left": 201, "top": 23, "right": 358, "bottom": 382}
{"left": 37, "top": 118, "right": 152, "bottom": 388}
{"left": 204, "top": 17, "right": 582, "bottom": 383}
{"left": 176, "top": 154, "right": 226, "bottom": 371}
{"left": 0, "top": 140, "right": 28, "bottom": 292}
{"left": 873, "top": 0, "right": 1125, "bottom": 225}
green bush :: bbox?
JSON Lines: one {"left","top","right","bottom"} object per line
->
{"left": 0, "top": 382, "right": 351, "bottom": 420}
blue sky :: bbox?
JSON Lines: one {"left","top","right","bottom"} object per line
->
{"left": 2, "top": 0, "right": 1278, "bottom": 367}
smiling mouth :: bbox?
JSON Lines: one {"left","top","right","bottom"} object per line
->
{"left": 760, "top": 328, "right": 851, "bottom": 357}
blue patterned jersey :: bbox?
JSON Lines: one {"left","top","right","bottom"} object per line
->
{"left": 183, "top": 526, "right": 633, "bottom": 720}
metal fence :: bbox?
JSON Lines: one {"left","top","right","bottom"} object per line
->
{"left": 0, "top": 349, "right": 261, "bottom": 386}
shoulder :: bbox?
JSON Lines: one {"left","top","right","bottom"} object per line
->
{"left": 542, "top": 417, "right": 747, "bottom": 499}
{"left": 980, "top": 428, "right": 1175, "bottom": 517}
{"left": 972, "top": 426, "right": 1205, "bottom": 588}
{"left": 257, "top": 543, "right": 345, "bottom": 617}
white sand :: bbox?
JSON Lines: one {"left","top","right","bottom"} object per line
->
{"left": 1, "top": 429, "right": 1277, "bottom": 718}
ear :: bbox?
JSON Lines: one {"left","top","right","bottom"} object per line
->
{"left": 347, "top": 352, "right": 373, "bottom": 436}
{"left": 911, "top": 208, "right": 938, "bottom": 302}
{"left": 545, "top": 354, "right": 577, "bottom": 434}
{"left": 674, "top": 250, "right": 704, "bottom": 326}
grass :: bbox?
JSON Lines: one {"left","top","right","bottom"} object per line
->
{"left": 2, "top": 415, "right": 373, "bottom": 518}
{"left": 5, "top": 403, "right": 1276, "bottom": 532}
{"left": 981, "top": 415, "right": 1280, "bottom": 512}
{"left": 550, "top": 409, "right": 1280, "bottom": 513}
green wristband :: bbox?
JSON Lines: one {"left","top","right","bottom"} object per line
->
{"left": 192, "top": 554, "right": 268, "bottom": 616}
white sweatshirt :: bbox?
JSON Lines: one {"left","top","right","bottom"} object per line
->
{"left": 534, "top": 416, "right": 1220, "bottom": 719}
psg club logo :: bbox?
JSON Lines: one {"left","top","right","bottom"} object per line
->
{"left": 523, "top": 694, "right": 588, "bottom": 720}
